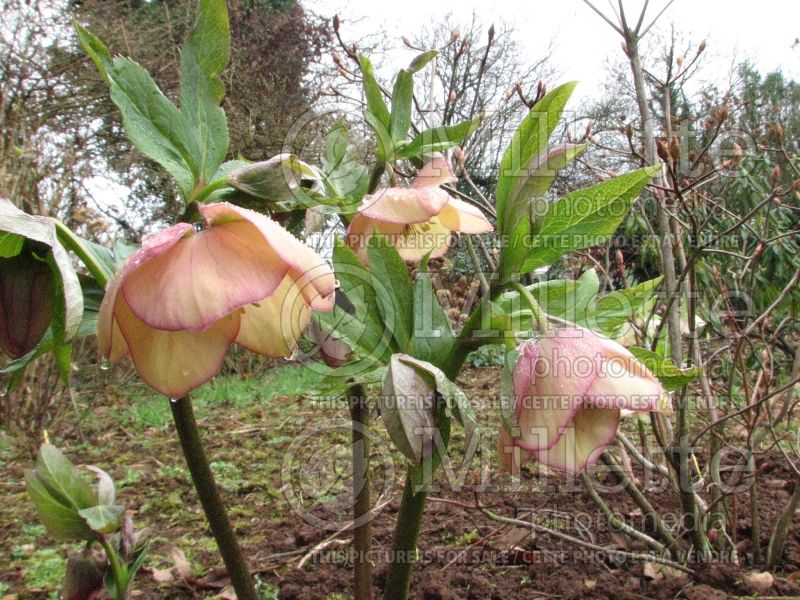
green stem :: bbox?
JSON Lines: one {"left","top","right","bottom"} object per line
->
{"left": 349, "top": 385, "right": 373, "bottom": 600}
{"left": 54, "top": 222, "right": 113, "bottom": 287}
{"left": 99, "top": 536, "right": 127, "bottom": 600}
{"left": 170, "top": 396, "right": 257, "bottom": 600}
{"left": 510, "top": 281, "right": 549, "bottom": 333}
{"left": 190, "top": 177, "right": 231, "bottom": 203}
{"left": 384, "top": 474, "right": 428, "bottom": 600}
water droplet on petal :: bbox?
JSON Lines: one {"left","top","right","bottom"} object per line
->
{"left": 194, "top": 222, "right": 204, "bottom": 233}
{"left": 170, "top": 397, "right": 180, "bottom": 404}
{"left": 334, "top": 279, "right": 341, "bottom": 289}
{"left": 99, "top": 358, "right": 111, "bottom": 371}
{"left": 283, "top": 348, "right": 299, "bottom": 362}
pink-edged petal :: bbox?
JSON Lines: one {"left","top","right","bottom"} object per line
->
{"left": 114, "top": 295, "right": 240, "bottom": 398}
{"left": 513, "top": 328, "right": 603, "bottom": 452}
{"left": 98, "top": 222, "right": 195, "bottom": 352}
{"left": 584, "top": 358, "right": 664, "bottom": 413}
{"left": 411, "top": 155, "right": 457, "bottom": 188}
{"left": 359, "top": 187, "right": 451, "bottom": 224}
{"left": 235, "top": 276, "right": 311, "bottom": 357}
{"left": 535, "top": 406, "right": 620, "bottom": 474}
{"left": 497, "top": 425, "right": 532, "bottom": 475}
{"left": 202, "top": 203, "right": 336, "bottom": 310}
{"left": 438, "top": 198, "right": 494, "bottom": 234}
{"left": 122, "top": 218, "right": 288, "bottom": 331}
{"left": 345, "top": 215, "right": 403, "bottom": 266}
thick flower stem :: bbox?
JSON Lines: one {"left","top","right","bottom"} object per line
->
{"left": 349, "top": 384, "right": 373, "bottom": 600}
{"left": 384, "top": 475, "right": 427, "bottom": 600}
{"left": 170, "top": 395, "right": 257, "bottom": 600}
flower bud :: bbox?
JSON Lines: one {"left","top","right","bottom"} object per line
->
{"left": 657, "top": 139, "right": 670, "bottom": 162}
{"left": 670, "top": 136, "right": 681, "bottom": 162}
{"left": 229, "top": 154, "right": 323, "bottom": 206}
{"left": 771, "top": 164, "right": 781, "bottom": 188}
{"left": 0, "top": 244, "right": 55, "bottom": 358}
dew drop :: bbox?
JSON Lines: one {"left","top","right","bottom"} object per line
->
{"left": 334, "top": 279, "right": 341, "bottom": 289}
{"left": 283, "top": 348, "right": 299, "bottom": 362}
{"left": 170, "top": 397, "right": 181, "bottom": 404}
{"left": 194, "top": 222, "right": 204, "bottom": 233}
{"left": 99, "top": 358, "right": 111, "bottom": 371}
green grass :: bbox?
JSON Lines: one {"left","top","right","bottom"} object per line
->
{"left": 20, "top": 547, "right": 64, "bottom": 594}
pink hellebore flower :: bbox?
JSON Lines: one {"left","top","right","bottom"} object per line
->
{"left": 97, "top": 202, "right": 335, "bottom": 398}
{"left": 345, "top": 156, "right": 493, "bottom": 264}
{"left": 500, "top": 326, "right": 668, "bottom": 474}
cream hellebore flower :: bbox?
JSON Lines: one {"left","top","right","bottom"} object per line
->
{"left": 499, "top": 326, "right": 668, "bottom": 474}
{"left": 97, "top": 202, "right": 335, "bottom": 398}
{"left": 345, "top": 155, "right": 493, "bottom": 264}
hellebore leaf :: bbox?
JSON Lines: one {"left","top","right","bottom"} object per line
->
{"left": 583, "top": 276, "right": 664, "bottom": 334}
{"left": 411, "top": 255, "right": 454, "bottom": 363}
{"left": 499, "top": 143, "right": 585, "bottom": 279}
{"left": 35, "top": 444, "right": 97, "bottom": 510}
{"left": 628, "top": 347, "right": 702, "bottom": 392}
{"left": 78, "top": 505, "right": 125, "bottom": 535}
{"left": 496, "top": 82, "right": 577, "bottom": 234}
{"left": 521, "top": 165, "right": 660, "bottom": 273}
{"left": 367, "top": 235, "right": 414, "bottom": 351}
{"left": 397, "top": 116, "right": 481, "bottom": 159}
{"left": 179, "top": 0, "right": 230, "bottom": 185}
{"left": 54, "top": 221, "right": 115, "bottom": 286}
{"left": 77, "top": 23, "right": 197, "bottom": 196}
{"left": 390, "top": 68, "right": 414, "bottom": 143}
{"left": 25, "top": 470, "right": 96, "bottom": 542}
{"left": 317, "top": 240, "right": 394, "bottom": 364}
{"left": 322, "top": 121, "right": 369, "bottom": 205}
{"left": 380, "top": 354, "right": 437, "bottom": 465}
{"left": 358, "top": 55, "right": 391, "bottom": 128}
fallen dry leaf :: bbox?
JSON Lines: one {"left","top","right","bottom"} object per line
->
{"left": 745, "top": 570, "right": 774, "bottom": 593}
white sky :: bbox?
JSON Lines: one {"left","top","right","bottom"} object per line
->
{"left": 308, "top": 0, "right": 799, "bottom": 100}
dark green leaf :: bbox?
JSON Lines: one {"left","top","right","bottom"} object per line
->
{"left": 408, "top": 50, "right": 437, "bottom": 73}
{"left": 520, "top": 166, "right": 660, "bottom": 273}
{"left": 585, "top": 277, "right": 663, "bottom": 333}
{"left": 179, "top": 0, "right": 230, "bottom": 186}
{"left": 358, "top": 55, "right": 391, "bottom": 127}
{"left": 411, "top": 255, "right": 454, "bottom": 363}
{"left": 397, "top": 116, "right": 481, "bottom": 159}
{"left": 26, "top": 471, "right": 95, "bottom": 542}
{"left": 0, "top": 231, "right": 23, "bottom": 257}
{"left": 390, "top": 69, "right": 414, "bottom": 142}
{"left": 36, "top": 444, "right": 97, "bottom": 510}
{"left": 496, "top": 82, "right": 577, "bottom": 231}
{"left": 367, "top": 236, "right": 414, "bottom": 351}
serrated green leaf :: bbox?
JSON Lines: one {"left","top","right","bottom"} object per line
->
{"left": 519, "top": 166, "right": 659, "bottom": 273}
{"left": 358, "top": 55, "right": 391, "bottom": 127}
{"left": 36, "top": 444, "right": 97, "bottom": 511}
{"left": 78, "top": 505, "right": 124, "bottom": 535}
{"left": 26, "top": 471, "right": 95, "bottom": 542}
{"left": 496, "top": 82, "right": 577, "bottom": 231}
{"left": 628, "top": 346, "right": 702, "bottom": 391}
{"left": 76, "top": 24, "right": 197, "bottom": 196}
{"left": 390, "top": 69, "right": 414, "bottom": 142}
{"left": 367, "top": 236, "right": 414, "bottom": 351}
{"left": 317, "top": 240, "right": 394, "bottom": 364}
{"left": 397, "top": 116, "right": 481, "bottom": 159}
{"left": 411, "top": 255, "right": 454, "bottom": 363}
{"left": 180, "top": 0, "right": 230, "bottom": 187}
{"left": 322, "top": 122, "right": 369, "bottom": 203}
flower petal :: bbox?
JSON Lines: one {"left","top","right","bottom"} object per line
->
{"left": 235, "top": 276, "right": 311, "bottom": 357}
{"left": 535, "top": 407, "right": 620, "bottom": 473}
{"left": 202, "top": 203, "right": 336, "bottom": 313}
{"left": 438, "top": 198, "right": 494, "bottom": 234}
{"left": 114, "top": 295, "right": 240, "bottom": 398}
{"left": 345, "top": 215, "right": 403, "bottom": 265}
{"left": 584, "top": 357, "right": 664, "bottom": 413}
{"left": 122, "top": 218, "right": 288, "bottom": 331}
{"left": 411, "top": 155, "right": 457, "bottom": 188}
{"left": 359, "top": 187, "right": 451, "bottom": 224}
{"left": 513, "top": 330, "right": 602, "bottom": 452}
{"left": 392, "top": 217, "right": 451, "bottom": 263}
{"left": 98, "top": 223, "right": 194, "bottom": 353}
